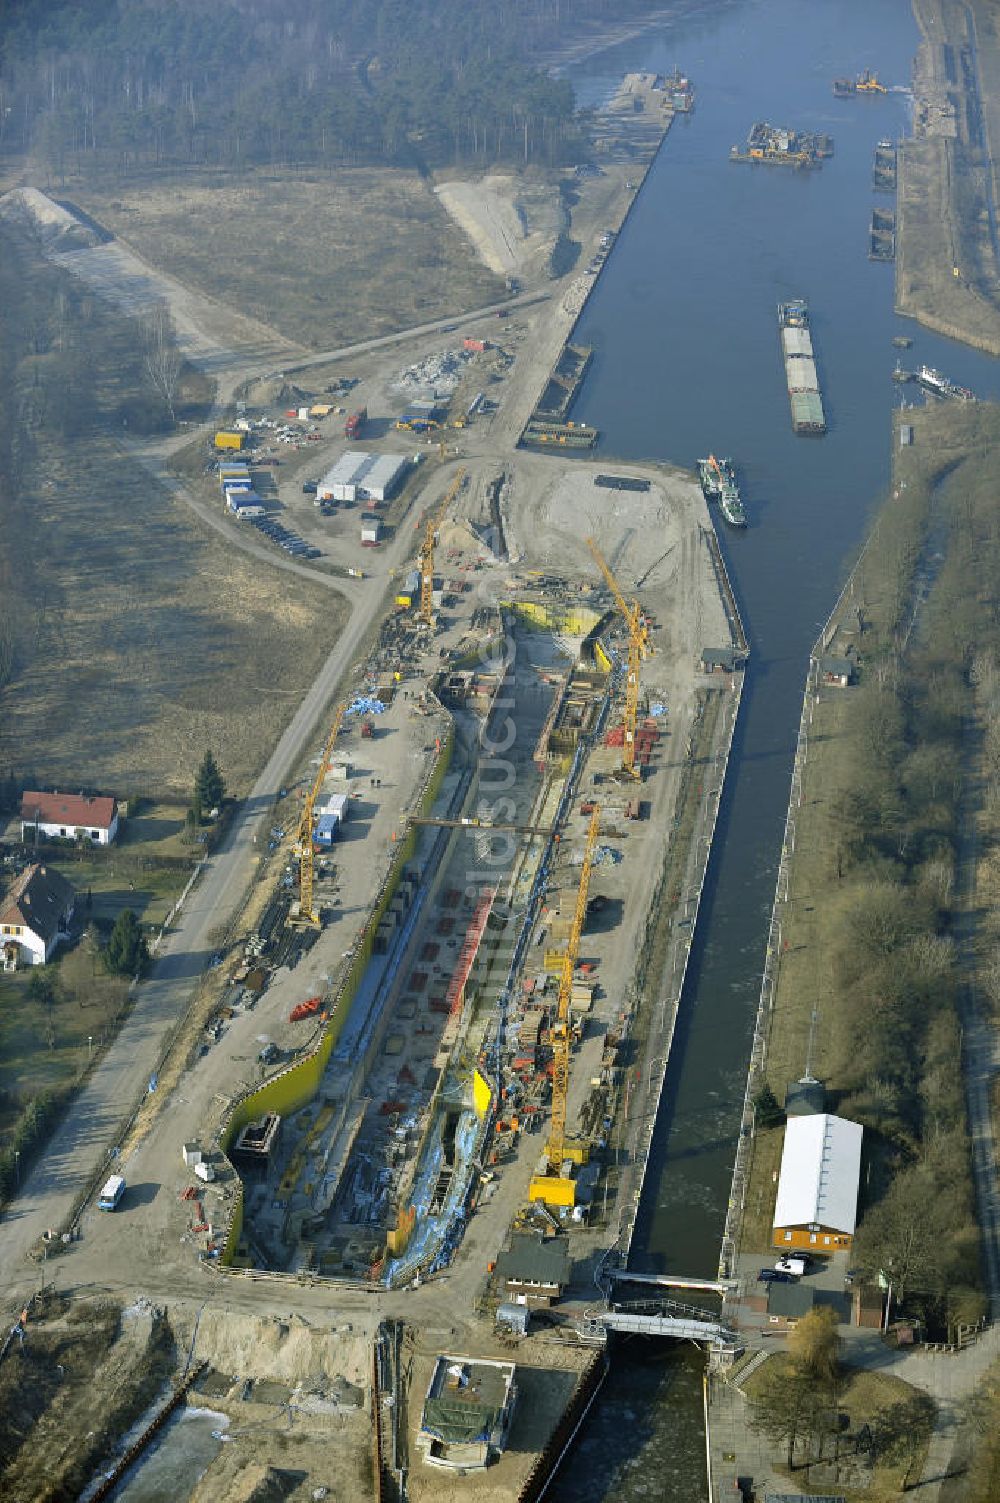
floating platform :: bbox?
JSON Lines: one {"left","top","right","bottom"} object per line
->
{"left": 731, "top": 121, "right": 831, "bottom": 169}
{"left": 778, "top": 300, "right": 826, "bottom": 434}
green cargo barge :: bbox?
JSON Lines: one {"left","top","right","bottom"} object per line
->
{"left": 778, "top": 300, "right": 826, "bottom": 435}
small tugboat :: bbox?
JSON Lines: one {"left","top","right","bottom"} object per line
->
{"left": 698, "top": 454, "right": 747, "bottom": 527}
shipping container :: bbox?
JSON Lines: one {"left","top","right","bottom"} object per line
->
{"left": 214, "top": 431, "right": 245, "bottom": 451}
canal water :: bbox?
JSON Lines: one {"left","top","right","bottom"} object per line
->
{"left": 549, "top": 1, "right": 1000, "bottom": 1498}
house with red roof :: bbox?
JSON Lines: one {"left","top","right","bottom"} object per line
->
{"left": 20, "top": 790, "right": 119, "bottom": 846}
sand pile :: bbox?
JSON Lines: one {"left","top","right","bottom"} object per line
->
{"left": 194, "top": 1310, "right": 369, "bottom": 1386}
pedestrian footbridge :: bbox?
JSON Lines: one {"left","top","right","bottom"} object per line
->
{"left": 579, "top": 1296, "right": 735, "bottom": 1348}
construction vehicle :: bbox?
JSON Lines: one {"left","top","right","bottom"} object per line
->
{"left": 345, "top": 407, "right": 367, "bottom": 440}
{"left": 289, "top": 996, "right": 322, "bottom": 1022}
{"left": 529, "top": 807, "right": 601, "bottom": 1207}
{"left": 586, "top": 537, "right": 651, "bottom": 778}
{"left": 420, "top": 467, "right": 466, "bottom": 625}
{"left": 396, "top": 413, "right": 440, "bottom": 434}
{"left": 292, "top": 702, "right": 345, "bottom": 927}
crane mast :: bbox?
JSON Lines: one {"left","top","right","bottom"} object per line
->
{"left": 544, "top": 805, "right": 601, "bottom": 1178}
{"left": 294, "top": 701, "right": 345, "bottom": 927}
{"left": 420, "top": 467, "right": 466, "bottom": 625}
{"left": 585, "top": 537, "right": 649, "bottom": 778}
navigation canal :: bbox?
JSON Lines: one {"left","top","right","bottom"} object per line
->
{"left": 550, "top": 0, "right": 1000, "bottom": 1497}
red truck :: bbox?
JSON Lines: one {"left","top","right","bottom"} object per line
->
{"left": 345, "top": 407, "right": 367, "bottom": 439}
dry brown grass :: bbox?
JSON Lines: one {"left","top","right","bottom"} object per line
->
{"left": 0, "top": 421, "right": 343, "bottom": 800}
{"left": 72, "top": 168, "right": 506, "bottom": 350}
{"left": 0, "top": 227, "right": 346, "bottom": 803}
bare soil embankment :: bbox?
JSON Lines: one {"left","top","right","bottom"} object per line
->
{"left": 71, "top": 170, "right": 505, "bottom": 352}
{"left": 898, "top": 0, "right": 1000, "bottom": 353}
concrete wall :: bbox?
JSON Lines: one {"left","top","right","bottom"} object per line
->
{"left": 219, "top": 724, "right": 455, "bottom": 1267}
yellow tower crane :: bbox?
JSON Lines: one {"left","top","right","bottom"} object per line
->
{"left": 293, "top": 701, "right": 345, "bottom": 927}
{"left": 585, "top": 536, "right": 650, "bottom": 779}
{"left": 529, "top": 805, "right": 601, "bottom": 1208}
{"left": 419, "top": 467, "right": 466, "bottom": 625}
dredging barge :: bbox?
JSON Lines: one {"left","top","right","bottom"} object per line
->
{"left": 778, "top": 299, "right": 827, "bottom": 434}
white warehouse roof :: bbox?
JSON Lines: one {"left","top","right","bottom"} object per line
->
{"left": 318, "top": 451, "right": 409, "bottom": 500}
{"left": 772, "top": 1113, "right": 863, "bottom": 1236}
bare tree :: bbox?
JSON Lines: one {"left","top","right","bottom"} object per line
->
{"left": 139, "top": 301, "right": 183, "bottom": 423}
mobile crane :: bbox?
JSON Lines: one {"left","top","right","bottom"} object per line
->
{"left": 420, "top": 467, "right": 466, "bottom": 625}
{"left": 529, "top": 805, "right": 601, "bottom": 1207}
{"left": 292, "top": 702, "right": 345, "bottom": 927}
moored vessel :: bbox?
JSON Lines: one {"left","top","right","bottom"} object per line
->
{"left": 698, "top": 454, "right": 747, "bottom": 527}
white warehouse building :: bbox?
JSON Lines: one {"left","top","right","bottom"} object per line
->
{"left": 317, "top": 451, "right": 409, "bottom": 503}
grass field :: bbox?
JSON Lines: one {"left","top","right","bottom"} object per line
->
{"left": 72, "top": 168, "right": 506, "bottom": 350}
{"left": 0, "top": 946, "right": 129, "bottom": 1149}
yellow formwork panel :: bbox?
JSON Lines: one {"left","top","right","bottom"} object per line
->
{"left": 543, "top": 948, "right": 567, "bottom": 974}
{"left": 500, "top": 600, "right": 604, "bottom": 637}
{"left": 528, "top": 1173, "right": 576, "bottom": 1208}
{"left": 473, "top": 1068, "right": 493, "bottom": 1118}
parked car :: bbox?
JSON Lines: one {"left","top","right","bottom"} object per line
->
{"left": 775, "top": 1256, "right": 809, "bottom": 1277}
{"left": 758, "top": 1268, "right": 793, "bottom": 1284}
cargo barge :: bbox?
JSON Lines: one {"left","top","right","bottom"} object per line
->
{"left": 698, "top": 455, "right": 747, "bottom": 527}
{"left": 522, "top": 418, "right": 598, "bottom": 449}
{"left": 873, "top": 139, "right": 897, "bottom": 191}
{"left": 778, "top": 300, "right": 827, "bottom": 434}
{"left": 869, "top": 207, "right": 896, "bottom": 261}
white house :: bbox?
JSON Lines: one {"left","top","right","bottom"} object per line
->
{"left": 20, "top": 790, "right": 119, "bottom": 846}
{"left": 0, "top": 864, "right": 77, "bottom": 969}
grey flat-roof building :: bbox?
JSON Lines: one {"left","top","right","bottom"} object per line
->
{"left": 418, "top": 1356, "right": 517, "bottom": 1470}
